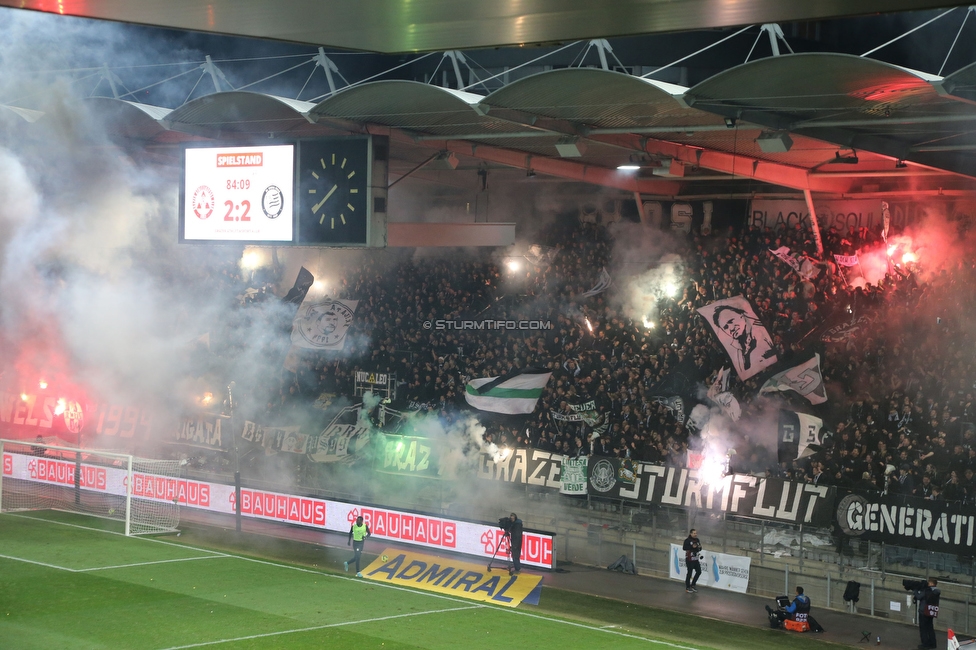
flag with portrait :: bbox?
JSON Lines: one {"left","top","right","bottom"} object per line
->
{"left": 698, "top": 296, "right": 777, "bottom": 380}
{"left": 291, "top": 298, "right": 359, "bottom": 350}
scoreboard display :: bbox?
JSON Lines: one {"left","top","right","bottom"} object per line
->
{"left": 180, "top": 144, "right": 295, "bottom": 243}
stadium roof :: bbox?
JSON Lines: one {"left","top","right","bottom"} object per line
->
{"left": 1, "top": 0, "right": 969, "bottom": 54}
{"left": 83, "top": 54, "right": 976, "bottom": 199}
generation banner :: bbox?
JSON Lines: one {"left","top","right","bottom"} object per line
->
{"left": 585, "top": 457, "right": 834, "bottom": 527}
{"left": 836, "top": 491, "right": 976, "bottom": 554}
{"left": 669, "top": 544, "right": 751, "bottom": 593}
{"left": 362, "top": 548, "right": 543, "bottom": 607}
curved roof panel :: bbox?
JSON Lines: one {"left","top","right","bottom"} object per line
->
{"left": 483, "top": 68, "right": 713, "bottom": 129}
{"left": 164, "top": 91, "right": 315, "bottom": 136}
{"left": 310, "top": 80, "right": 517, "bottom": 136}
{"left": 687, "top": 53, "right": 943, "bottom": 118}
{"left": 942, "top": 61, "right": 976, "bottom": 103}
{"left": 80, "top": 99, "right": 170, "bottom": 141}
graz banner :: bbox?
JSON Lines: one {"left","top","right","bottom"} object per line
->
{"left": 669, "top": 544, "right": 752, "bottom": 593}
{"left": 836, "top": 491, "right": 976, "bottom": 553}
{"left": 374, "top": 434, "right": 439, "bottom": 478}
{"left": 477, "top": 448, "right": 564, "bottom": 489}
{"left": 587, "top": 458, "right": 834, "bottom": 526}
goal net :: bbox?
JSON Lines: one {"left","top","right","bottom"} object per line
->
{"left": 0, "top": 439, "right": 183, "bottom": 535}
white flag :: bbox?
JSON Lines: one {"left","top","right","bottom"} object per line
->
{"left": 291, "top": 298, "right": 359, "bottom": 350}
{"left": 760, "top": 354, "right": 827, "bottom": 405}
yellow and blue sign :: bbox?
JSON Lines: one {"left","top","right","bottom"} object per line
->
{"left": 362, "top": 548, "right": 543, "bottom": 607}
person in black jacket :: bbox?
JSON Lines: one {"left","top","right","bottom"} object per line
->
{"left": 682, "top": 529, "right": 703, "bottom": 593}
{"left": 915, "top": 578, "right": 941, "bottom": 649}
{"left": 508, "top": 513, "right": 524, "bottom": 574}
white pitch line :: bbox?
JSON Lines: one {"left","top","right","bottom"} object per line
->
{"left": 7, "top": 513, "right": 704, "bottom": 649}
{"left": 77, "top": 555, "right": 226, "bottom": 572}
{"left": 0, "top": 552, "right": 77, "bottom": 572}
{"left": 158, "top": 605, "right": 485, "bottom": 650}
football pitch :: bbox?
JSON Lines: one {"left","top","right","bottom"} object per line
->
{"left": 0, "top": 512, "right": 845, "bottom": 650}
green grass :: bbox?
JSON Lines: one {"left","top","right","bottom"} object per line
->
{"left": 0, "top": 511, "right": 847, "bottom": 650}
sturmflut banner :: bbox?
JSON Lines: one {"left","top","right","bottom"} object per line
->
{"left": 669, "top": 544, "right": 751, "bottom": 593}
{"left": 584, "top": 457, "right": 835, "bottom": 527}
{"left": 476, "top": 450, "right": 835, "bottom": 527}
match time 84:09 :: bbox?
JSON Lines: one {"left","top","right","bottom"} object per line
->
{"left": 226, "top": 179, "right": 251, "bottom": 190}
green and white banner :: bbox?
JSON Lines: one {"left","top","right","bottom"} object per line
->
{"left": 560, "top": 456, "right": 588, "bottom": 495}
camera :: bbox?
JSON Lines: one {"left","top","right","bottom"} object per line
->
{"left": 903, "top": 579, "right": 928, "bottom": 593}
{"left": 497, "top": 517, "right": 513, "bottom": 533}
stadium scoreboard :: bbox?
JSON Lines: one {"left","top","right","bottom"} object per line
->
{"left": 179, "top": 136, "right": 388, "bottom": 247}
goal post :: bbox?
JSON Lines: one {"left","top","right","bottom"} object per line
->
{"left": 0, "top": 439, "right": 183, "bottom": 535}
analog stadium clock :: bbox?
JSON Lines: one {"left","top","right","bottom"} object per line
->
{"left": 297, "top": 137, "right": 371, "bottom": 245}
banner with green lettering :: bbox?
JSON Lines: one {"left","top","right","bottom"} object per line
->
{"left": 560, "top": 456, "right": 587, "bottom": 495}
{"left": 374, "top": 434, "right": 440, "bottom": 478}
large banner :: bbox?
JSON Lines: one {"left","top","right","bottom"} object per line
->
{"left": 669, "top": 544, "right": 751, "bottom": 593}
{"left": 747, "top": 198, "right": 976, "bottom": 234}
{"left": 698, "top": 296, "right": 778, "bottom": 380}
{"left": 836, "top": 492, "right": 976, "bottom": 554}
{"left": 477, "top": 448, "right": 565, "bottom": 489}
{"left": 585, "top": 458, "right": 834, "bottom": 527}
{"left": 175, "top": 416, "right": 224, "bottom": 449}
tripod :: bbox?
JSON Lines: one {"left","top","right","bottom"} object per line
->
{"left": 486, "top": 531, "right": 514, "bottom": 575}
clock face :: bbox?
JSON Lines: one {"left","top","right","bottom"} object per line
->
{"left": 297, "top": 138, "right": 370, "bottom": 245}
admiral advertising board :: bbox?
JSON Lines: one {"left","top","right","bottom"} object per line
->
{"left": 2, "top": 448, "right": 554, "bottom": 569}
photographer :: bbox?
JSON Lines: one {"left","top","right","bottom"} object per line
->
{"left": 906, "top": 577, "right": 940, "bottom": 649}
{"left": 683, "top": 529, "right": 702, "bottom": 593}
{"left": 766, "top": 586, "right": 811, "bottom": 629}
{"left": 498, "top": 512, "right": 522, "bottom": 573}
{"left": 507, "top": 513, "right": 524, "bottom": 574}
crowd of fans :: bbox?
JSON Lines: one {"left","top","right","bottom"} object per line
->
{"left": 214, "top": 210, "right": 976, "bottom": 504}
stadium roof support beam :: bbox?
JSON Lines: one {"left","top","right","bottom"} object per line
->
{"left": 380, "top": 127, "right": 682, "bottom": 195}
{"left": 591, "top": 132, "right": 853, "bottom": 194}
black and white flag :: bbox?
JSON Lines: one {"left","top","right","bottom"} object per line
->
{"left": 291, "top": 298, "right": 359, "bottom": 350}
{"left": 283, "top": 267, "right": 315, "bottom": 305}
{"left": 698, "top": 296, "right": 778, "bottom": 380}
{"left": 778, "top": 411, "right": 824, "bottom": 462}
{"left": 760, "top": 353, "right": 828, "bottom": 405}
